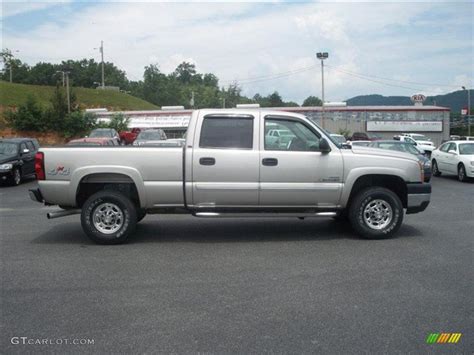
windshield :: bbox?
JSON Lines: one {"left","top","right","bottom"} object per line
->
{"left": 90, "top": 129, "right": 112, "bottom": 138}
{"left": 137, "top": 130, "right": 164, "bottom": 140}
{"left": 459, "top": 143, "right": 474, "bottom": 155}
{"left": 0, "top": 142, "right": 19, "bottom": 156}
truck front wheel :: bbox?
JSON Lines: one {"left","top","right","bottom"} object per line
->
{"left": 349, "top": 187, "right": 403, "bottom": 239}
{"left": 81, "top": 190, "right": 137, "bottom": 244}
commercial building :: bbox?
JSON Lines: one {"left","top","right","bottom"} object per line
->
{"left": 95, "top": 104, "right": 450, "bottom": 145}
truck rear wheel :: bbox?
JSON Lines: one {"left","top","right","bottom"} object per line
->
{"left": 349, "top": 187, "right": 403, "bottom": 239}
{"left": 81, "top": 190, "right": 137, "bottom": 244}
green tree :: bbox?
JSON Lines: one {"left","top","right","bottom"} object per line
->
{"left": 302, "top": 95, "right": 322, "bottom": 107}
{"left": 62, "top": 112, "right": 97, "bottom": 138}
{"left": 174, "top": 62, "right": 196, "bottom": 84}
{"left": 107, "top": 113, "right": 130, "bottom": 132}
{"left": 5, "top": 95, "right": 44, "bottom": 131}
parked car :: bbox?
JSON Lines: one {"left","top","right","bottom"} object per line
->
{"left": 119, "top": 127, "right": 142, "bottom": 145}
{"left": 141, "top": 139, "right": 186, "bottom": 147}
{"left": 350, "top": 132, "right": 381, "bottom": 141}
{"left": 329, "top": 134, "right": 347, "bottom": 145}
{"left": 368, "top": 140, "right": 431, "bottom": 182}
{"left": 460, "top": 136, "right": 474, "bottom": 141}
{"left": 29, "top": 109, "right": 431, "bottom": 244}
{"left": 265, "top": 129, "right": 296, "bottom": 149}
{"left": 132, "top": 129, "right": 167, "bottom": 146}
{"left": 67, "top": 138, "right": 117, "bottom": 146}
{"left": 88, "top": 128, "right": 121, "bottom": 145}
{"left": 398, "top": 133, "right": 435, "bottom": 156}
{"left": 431, "top": 141, "right": 474, "bottom": 182}
{"left": 0, "top": 138, "right": 39, "bottom": 185}
{"left": 347, "top": 140, "right": 371, "bottom": 147}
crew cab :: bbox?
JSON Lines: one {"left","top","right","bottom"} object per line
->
{"left": 29, "top": 109, "right": 431, "bottom": 244}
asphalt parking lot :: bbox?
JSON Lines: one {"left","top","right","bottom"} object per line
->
{"left": 1, "top": 176, "right": 472, "bottom": 353}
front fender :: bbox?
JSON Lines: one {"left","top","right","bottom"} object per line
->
{"left": 340, "top": 167, "right": 410, "bottom": 207}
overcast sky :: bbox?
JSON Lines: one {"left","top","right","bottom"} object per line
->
{"left": 2, "top": 0, "right": 473, "bottom": 104}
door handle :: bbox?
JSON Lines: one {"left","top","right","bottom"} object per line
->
{"left": 199, "top": 157, "right": 216, "bottom": 166}
{"left": 262, "top": 158, "right": 278, "bottom": 166}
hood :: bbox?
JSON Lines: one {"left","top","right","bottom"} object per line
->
{"left": 350, "top": 146, "right": 419, "bottom": 162}
{"left": 0, "top": 154, "right": 19, "bottom": 164}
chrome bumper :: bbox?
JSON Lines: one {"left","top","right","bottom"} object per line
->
{"left": 406, "top": 183, "right": 431, "bottom": 214}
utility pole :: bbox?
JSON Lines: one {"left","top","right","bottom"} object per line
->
{"left": 1, "top": 48, "right": 19, "bottom": 83}
{"left": 100, "top": 41, "right": 105, "bottom": 89}
{"left": 95, "top": 41, "right": 105, "bottom": 88}
{"left": 190, "top": 91, "right": 195, "bottom": 109}
{"left": 65, "top": 71, "right": 71, "bottom": 114}
{"left": 316, "top": 52, "right": 328, "bottom": 129}
{"left": 462, "top": 86, "right": 471, "bottom": 136}
{"left": 222, "top": 98, "right": 226, "bottom": 109}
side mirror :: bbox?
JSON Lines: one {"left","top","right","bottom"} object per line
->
{"left": 84, "top": 135, "right": 89, "bottom": 138}
{"left": 22, "top": 148, "right": 30, "bottom": 154}
{"left": 319, "top": 138, "right": 331, "bottom": 153}
{"left": 448, "top": 149, "right": 457, "bottom": 155}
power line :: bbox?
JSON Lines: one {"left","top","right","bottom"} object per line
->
{"left": 326, "top": 66, "right": 451, "bottom": 95}
{"left": 325, "top": 64, "right": 460, "bottom": 88}
{"left": 221, "top": 64, "right": 317, "bottom": 86}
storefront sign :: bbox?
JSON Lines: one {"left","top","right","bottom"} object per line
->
{"left": 367, "top": 121, "right": 442, "bottom": 132}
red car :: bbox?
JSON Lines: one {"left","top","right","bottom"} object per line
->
{"left": 119, "top": 128, "right": 142, "bottom": 145}
{"left": 67, "top": 138, "right": 116, "bottom": 146}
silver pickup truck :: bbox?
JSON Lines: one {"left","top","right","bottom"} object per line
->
{"left": 30, "top": 109, "right": 431, "bottom": 244}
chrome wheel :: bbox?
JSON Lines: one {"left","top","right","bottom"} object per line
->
{"left": 13, "top": 168, "right": 21, "bottom": 185}
{"left": 92, "top": 203, "right": 124, "bottom": 234}
{"left": 363, "top": 199, "right": 393, "bottom": 230}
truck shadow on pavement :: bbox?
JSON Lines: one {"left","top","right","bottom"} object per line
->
{"left": 32, "top": 217, "right": 423, "bottom": 245}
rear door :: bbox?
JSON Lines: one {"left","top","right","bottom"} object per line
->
{"left": 259, "top": 115, "right": 343, "bottom": 208}
{"left": 191, "top": 113, "right": 260, "bottom": 207}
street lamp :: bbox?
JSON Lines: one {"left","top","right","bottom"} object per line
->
{"left": 316, "top": 52, "right": 328, "bottom": 129}
{"left": 94, "top": 41, "right": 105, "bottom": 89}
{"left": 462, "top": 86, "right": 471, "bottom": 137}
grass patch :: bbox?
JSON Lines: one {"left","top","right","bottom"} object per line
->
{"left": 0, "top": 81, "right": 158, "bottom": 110}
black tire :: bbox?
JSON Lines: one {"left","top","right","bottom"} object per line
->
{"left": 458, "top": 164, "right": 468, "bottom": 182}
{"left": 11, "top": 167, "right": 22, "bottom": 186}
{"left": 348, "top": 187, "right": 403, "bottom": 239}
{"left": 432, "top": 159, "right": 441, "bottom": 177}
{"left": 137, "top": 209, "right": 147, "bottom": 223}
{"left": 332, "top": 210, "right": 348, "bottom": 222}
{"left": 81, "top": 190, "right": 137, "bottom": 244}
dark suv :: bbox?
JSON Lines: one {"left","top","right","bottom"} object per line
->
{"left": 0, "top": 138, "right": 40, "bottom": 186}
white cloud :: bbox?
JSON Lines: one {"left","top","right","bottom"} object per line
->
{"left": 2, "top": 1, "right": 472, "bottom": 103}
{"left": 2, "top": 0, "right": 71, "bottom": 18}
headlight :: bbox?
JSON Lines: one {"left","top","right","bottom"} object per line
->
{"left": 132, "top": 141, "right": 138, "bottom": 146}
{"left": 0, "top": 163, "right": 13, "bottom": 170}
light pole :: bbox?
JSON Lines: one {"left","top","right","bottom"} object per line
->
{"left": 462, "top": 86, "right": 471, "bottom": 136}
{"left": 316, "top": 52, "right": 328, "bottom": 129}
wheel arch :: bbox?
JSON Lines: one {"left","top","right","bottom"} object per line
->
{"left": 72, "top": 167, "right": 146, "bottom": 208}
{"left": 344, "top": 174, "right": 408, "bottom": 209}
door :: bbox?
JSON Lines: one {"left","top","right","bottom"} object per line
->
{"left": 444, "top": 142, "right": 458, "bottom": 174}
{"left": 191, "top": 114, "right": 260, "bottom": 207}
{"left": 259, "top": 115, "right": 343, "bottom": 208}
{"left": 436, "top": 142, "right": 451, "bottom": 172}
{"left": 20, "top": 142, "right": 35, "bottom": 175}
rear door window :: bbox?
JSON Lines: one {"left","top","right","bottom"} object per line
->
{"left": 200, "top": 116, "right": 253, "bottom": 149}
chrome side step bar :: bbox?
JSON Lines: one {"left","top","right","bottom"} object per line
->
{"left": 193, "top": 212, "right": 337, "bottom": 218}
{"left": 47, "top": 209, "right": 81, "bottom": 219}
